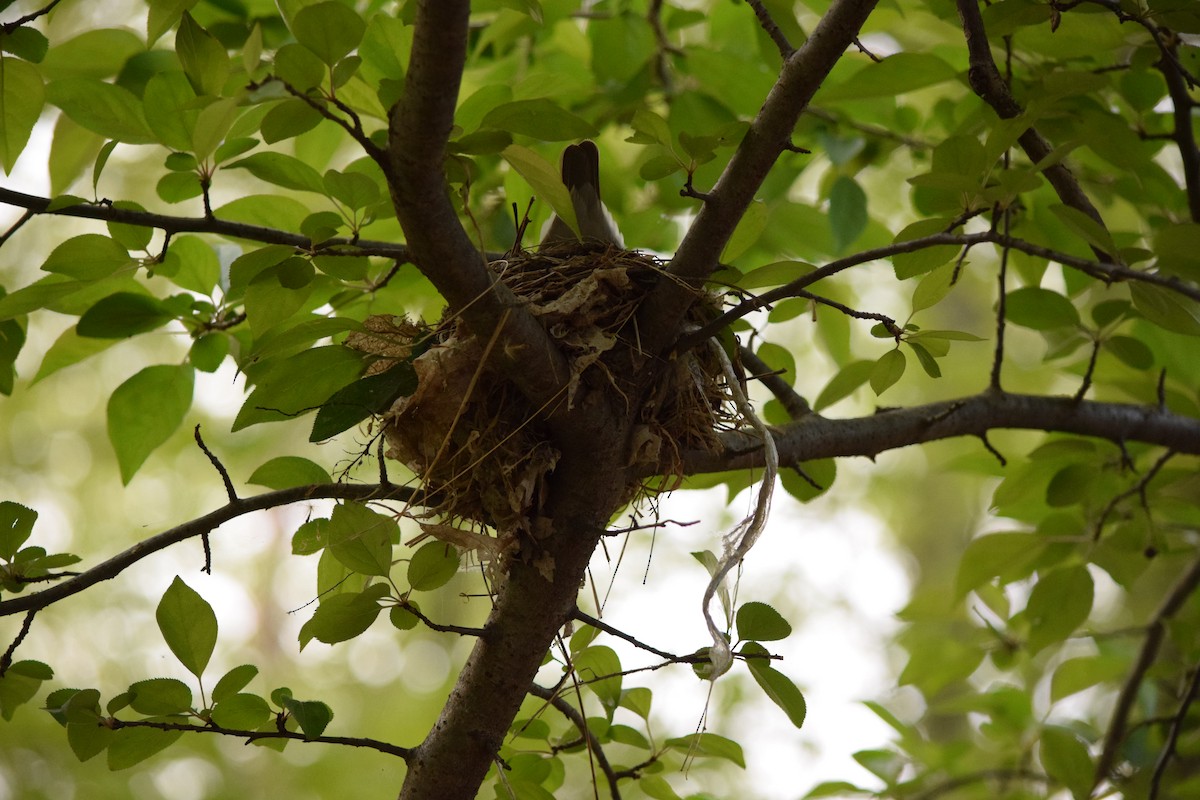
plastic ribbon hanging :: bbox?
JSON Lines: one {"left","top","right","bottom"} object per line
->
{"left": 695, "top": 332, "right": 779, "bottom": 679}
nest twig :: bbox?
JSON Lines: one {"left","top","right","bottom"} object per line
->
{"left": 348, "top": 243, "right": 737, "bottom": 562}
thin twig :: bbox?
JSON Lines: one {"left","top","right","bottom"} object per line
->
{"left": 528, "top": 682, "right": 621, "bottom": 800}
{"left": 0, "top": 610, "right": 35, "bottom": 676}
{"left": 1149, "top": 659, "right": 1200, "bottom": 800}
{"left": 1094, "top": 556, "right": 1200, "bottom": 790}
{"left": 0, "top": 0, "right": 63, "bottom": 33}
{"left": 398, "top": 600, "right": 486, "bottom": 637}
{"left": 745, "top": 0, "right": 795, "bottom": 57}
{"left": 739, "top": 345, "right": 811, "bottom": 419}
{"left": 1092, "top": 450, "right": 1175, "bottom": 543}
{"left": 675, "top": 229, "right": 1200, "bottom": 350}
{"left": 990, "top": 208, "right": 1010, "bottom": 391}
{"left": 0, "top": 483, "right": 419, "bottom": 617}
{"left": 109, "top": 717, "right": 411, "bottom": 759}
{"left": 0, "top": 186, "right": 417, "bottom": 262}
{"left": 194, "top": 425, "right": 237, "bottom": 502}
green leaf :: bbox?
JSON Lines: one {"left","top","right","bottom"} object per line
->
{"left": 955, "top": 533, "right": 1046, "bottom": 598}
{"left": 1051, "top": 654, "right": 1129, "bottom": 702}
{"left": 907, "top": 340, "right": 941, "bottom": 378}
{"left": 0, "top": 55, "right": 44, "bottom": 171}
{"left": 212, "top": 664, "right": 259, "bottom": 704}
{"left": 852, "top": 748, "right": 903, "bottom": 785}
{"left": 0, "top": 501, "right": 36, "bottom": 560}
{"left": 1105, "top": 335, "right": 1154, "bottom": 370}
{"left": 1131, "top": 283, "right": 1200, "bottom": 336}
{"left": 1, "top": 26, "right": 49, "bottom": 62}
{"left": 107, "top": 364, "right": 194, "bottom": 483}
{"left": 911, "top": 262, "right": 957, "bottom": 312}
{"left": 743, "top": 642, "right": 806, "bottom": 729}
{"left": 292, "top": 1, "right": 366, "bottom": 66}
{"left": 1153, "top": 222, "right": 1200, "bottom": 282}
{"left": 1040, "top": 726, "right": 1093, "bottom": 800}
{"left": 736, "top": 601, "right": 792, "bottom": 642}
{"left": 76, "top": 293, "right": 173, "bottom": 338}
{"left": 828, "top": 176, "right": 867, "bottom": 254}
{"left": 664, "top": 732, "right": 745, "bottom": 767}
{"left": 1049, "top": 204, "right": 1117, "bottom": 256}
{"left": 45, "top": 78, "right": 153, "bottom": 144}
{"left": 819, "top": 53, "right": 957, "bottom": 102}
{"left": 233, "top": 345, "right": 365, "bottom": 430}
{"left": 40, "top": 28, "right": 143, "bottom": 81}
{"left": 722, "top": 200, "right": 768, "bottom": 262}
{"left": 813, "top": 360, "right": 874, "bottom": 411}
{"left": 502, "top": 143, "right": 579, "bottom": 236}
{"left": 892, "top": 219, "right": 961, "bottom": 279}
{"left": 0, "top": 659, "right": 52, "bottom": 721}
{"left": 310, "top": 362, "right": 417, "bottom": 441}
{"left": 1025, "top": 565, "right": 1093, "bottom": 654}
{"left": 156, "top": 576, "right": 217, "bottom": 678}
{"left": 176, "top": 11, "right": 229, "bottom": 96}
{"left": 483, "top": 100, "right": 598, "bottom": 142}
{"left": 261, "top": 97, "right": 323, "bottom": 143}
{"left": 590, "top": 12, "right": 656, "bottom": 84}
{"left": 573, "top": 645, "right": 622, "bottom": 710}
{"left": 327, "top": 502, "right": 396, "bottom": 577}
{"left": 41, "top": 234, "right": 132, "bottom": 280}
{"left": 33, "top": 327, "right": 116, "bottom": 382}
{"left": 191, "top": 96, "right": 240, "bottom": 162}
{"left": 299, "top": 583, "right": 388, "bottom": 647}
{"left": 1005, "top": 287, "right": 1081, "bottom": 330}
{"left": 291, "top": 518, "right": 328, "bottom": 556}
{"left": 147, "top": 0, "right": 201, "bottom": 44}
{"left": 322, "top": 168, "right": 380, "bottom": 210}
{"left": 128, "top": 677, "right": 193, "bottom": 716}
{"left": 247, "top": 457, "right": 331, "bottom": 490}
{"left": 107, "top": 726, "right": 183, "bottom": 770}
{"left": 619, "top": 687, "right": 652, "bottom": 720}
{"left": 210, "top": 693, "right": 271, "bottom": 729}
{"left": 407, "top": 540, "right": 460, "bottom": 591}
{"left": 639, "top": 775, "right": 683, "bottom": 800}
{"left": 389, "top": 603, "right": 419, "bottom": 631}
{"left": 870, "top": 349, "right": 905, "bottom": 396}
{"left": 226, "top": 152, "right": 325, "bottom": 194}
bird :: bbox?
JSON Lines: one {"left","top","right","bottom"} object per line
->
{"left": 540, "top": 140, "right": 624, "bottom": 248}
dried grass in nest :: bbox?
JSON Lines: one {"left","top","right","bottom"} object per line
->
{"left": 348, "top": 243, "right": 737, "bottom": 558}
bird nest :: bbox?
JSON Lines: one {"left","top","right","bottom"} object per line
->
{"left": 346, "top": 243, "right": 736, "bottom": 558}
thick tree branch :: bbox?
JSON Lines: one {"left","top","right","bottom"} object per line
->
{"left": 955, "top": 0, "right": 1113, "bottom": 261}
{"left": 0, "top": 483, "right": 417, "bottom": 618}
{"left": 636, "top": 0, "right": 881, "bottom": 357}
{"left": 385, "top": 0, "right": 572, "bottom": 421}
{"left": 674, "top": 392, "right": 1200, "bottom": 475}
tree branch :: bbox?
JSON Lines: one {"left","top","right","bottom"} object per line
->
{"left": 955, "top": 0, "right": 1113, "bottom": 261}
{"left": 0, "top": 186, "right": 413, "bottom": 261}
{"left": 528, "top": 682, "right": 622, "bottom": 800}
{"left": 676, "top": 229, "right": 1200, "bottom": 349}
{"left": 673, "top": 392, "right": 1200, "bottom": 476}
{"left": 738, "top": 345, "right": 812, "bottom": 419}
{"left": 1094, "top": 556, "right": 1200, "bottom": 791}
{"left": 745, "top": 0, "right": 795, "bottom": 58}
{"left": 0, "top": 483, "right": 417, "bottom": 618}
{"left": 108, "top": 718, "right": 412, "bottom": 759}
{"left": 636, "top": 0, "right": 882, "bottom": 357}
{"left": 385, "top": 0, "right": 573, "bottom": 424}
